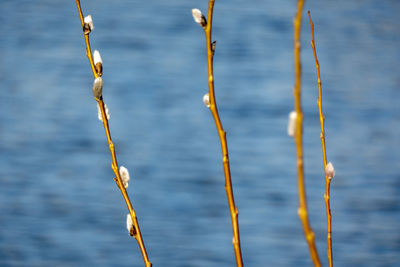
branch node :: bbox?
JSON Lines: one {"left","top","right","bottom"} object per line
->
{"left": 211, "top": 40, "right": 217, "bottom": 54}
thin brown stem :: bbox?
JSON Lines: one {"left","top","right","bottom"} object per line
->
{"left": 293, "top": 1, "right": 322, "bottom": 267}
{"left": 75, "top": 0, "right": 98, "bottom": 79}
{"left": 203, "top": 1, "right": 243, "bottom": 266}
{"left": 75, "top": 1, "right": 151, "bottom": 266}
{"left": 308, "top": 11, "right": 333, "bottom": 267}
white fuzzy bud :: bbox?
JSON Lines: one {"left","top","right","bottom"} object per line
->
{"left": 126, "top": 214, "right": 134, "bottom": 236}
{"left": 83, "top": 15, "right": 94, "bottom": 34}
{"left": 93, "top": 50, "right": 102, "bottom": 65}
{"left": 287, "top": 111, "right": 297, "bottom": 137}
{"left": 203, "top": 93, "right": 210, "bottom": 108}
{"left": 92, "top": 77, "right": 103, "bottom": 100}
{"left": 325, "top": 162, "right": 335, "bottom": 180}
{"left": 192, "top": 8, "right": 207, "bottom": 28}
{"left": 191, "top": 9, "right": 202, "bottom": 24}
{"left": 84, "top": 15, "right": 94, "bottom": 31}
{"left": 97, "top": 103, "right": 110, "bottom": 122}
{"left": 119, "top": 166, "right": 130, "bottom": 189}
{"left": 93, "top": 50, "right": 103, "bottom": 76}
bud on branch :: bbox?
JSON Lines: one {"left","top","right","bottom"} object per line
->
{"left": 192, "top": 9, "right": 207, "bottom": 28}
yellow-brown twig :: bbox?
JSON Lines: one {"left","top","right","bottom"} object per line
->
{"left": 201, "top": 1, "right": 243, "bottom": 266}
{"left": 75, "top": 0, "right": 98, "bottom": 79}
{"left": 75, "top": 1, "right": 151, "bottom": 266}
{"left": 293, "top": 1, "right": 322, "bottom": 266}
{"left": 308, "top": 11, "right": 333, "bottom": 267}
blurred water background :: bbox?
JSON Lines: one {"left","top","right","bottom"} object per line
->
{"left": 0, "top": 0, "right": 399, "bottom": 266}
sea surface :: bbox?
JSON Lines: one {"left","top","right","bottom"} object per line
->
{"left": 0, "top": 0, "right": 399, "bottom": 266}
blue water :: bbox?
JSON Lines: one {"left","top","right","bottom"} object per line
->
{"left": 0, "top": 0, "right": 399, "bottom": 266}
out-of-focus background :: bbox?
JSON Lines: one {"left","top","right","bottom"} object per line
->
{"left": 0, "top": 0, "right": 399, "bottom": 266}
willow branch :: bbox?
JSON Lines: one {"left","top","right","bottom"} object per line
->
{"left": 201, "top": 1, "right": 244, "bottom": 266}
{"left": 75, "top": 0, "right": 98, "bottom": 79}
{"left": 75, "top": 1, "right": 151, "bottom": 266}
{"left": 308, "top": 11, "right": 333, "bottom": 267}
{"left": 293, "top": 1, "right": 322, "bottom": 266}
